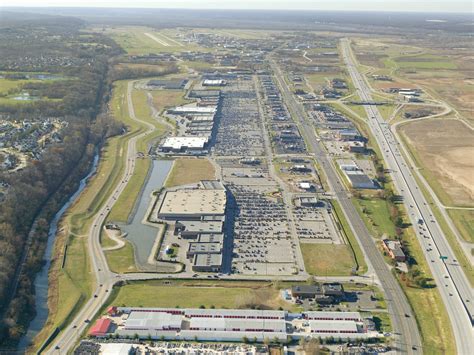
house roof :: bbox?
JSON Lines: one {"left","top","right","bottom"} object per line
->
{"left": 89, "top": 318, "right": 112, "bottom": 336}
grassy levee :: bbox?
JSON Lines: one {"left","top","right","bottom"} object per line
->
{"left": 106, "top": 89, "right": 167, "bottom": 223}
{"left": 331, "top": 200, "right": 368, "bottom": 275}
{"left": 30, "top": 80, "right": 144, "bottom": 351}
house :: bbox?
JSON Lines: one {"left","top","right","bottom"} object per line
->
{"left": 382, "top": 239, "right": 406, "bottom": 262}
{"left": 89, "top": 318, "right": 112, "bottom": 337}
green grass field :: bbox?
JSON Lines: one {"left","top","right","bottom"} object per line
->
{"left": 331, "top": 200, "right": 368, "bottom": 274}
{"left": 447, "top": 209, "right": 474, "bottom": 244}
{"left": 354, "top": 197, "right": 397, "bottom": 238}
{"left": 106, "top": 280, "right": 299, "bottom": 311}
{"left": 164, "top": 158, "right": 216, "bottom": 187}
{"left": 100, "top": 26, "right": 208, "bottom": 55}
{"left": 300, "top": 243, "right": 355, "bottom": 276}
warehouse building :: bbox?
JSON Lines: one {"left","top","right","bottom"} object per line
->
{"left": 99, "top": 308, "right": 374, "bottom": 342}
{"left": 346, "top": 171, "right": 378, "bottom": 189}
{"left": 158, "top": 189, "right": 226, "bottom": 220}
{"left": 160, "top": 136, "right": 208, "bottom": 153}
{"left": 187, "top": 242, "right": 223, "bottom": 258}
{"left": 168, "top": 105, "right": 217, "bottom": 116}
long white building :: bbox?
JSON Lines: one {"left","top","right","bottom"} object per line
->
{"left": 93, "top": 307, "right": 379, "bottom": 342}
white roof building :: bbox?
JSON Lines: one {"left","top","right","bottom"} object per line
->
{"left": 161, "top": 136, "right": 208, "bottom": 151}
{"left": 124, "top": 311, "right": 182, "bottom": 330}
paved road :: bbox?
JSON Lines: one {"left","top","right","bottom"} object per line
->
{"left": 340, "top": 39, "right": 473, "bottom": 354}
{"left": 44, "top": 80, "right": 379, "bottom": 353}
{"left": 45, "top": 81, "right": 151, "bottom": 354}
{"left": 270, "top": 59, "right": 422, "bottom": 354}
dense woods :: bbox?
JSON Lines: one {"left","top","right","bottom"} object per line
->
{"left": 0, "top": 14, "right": 122, "bottom": 346}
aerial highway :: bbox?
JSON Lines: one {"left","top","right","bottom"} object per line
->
{"left": 340, "top": 39, "right": 473, "bottom": 354}
{"left": 270, "top": 59, "right": 423, "bottom": 354}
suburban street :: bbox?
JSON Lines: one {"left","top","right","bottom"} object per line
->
{"left": 340, "top": 39, "right": 473, "bottom": 354}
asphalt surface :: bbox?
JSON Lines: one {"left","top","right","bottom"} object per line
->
{"left": 270, "top": 59, "right": 423, "bottom": 354}
{"left": 340, "top": 39, "right": 473, "bottom": 354}
{"left": 45, "top": 81, "right": 148, "bottom": 354}
{"left": 44, "top": 80, "right": 378, "bottom": 354}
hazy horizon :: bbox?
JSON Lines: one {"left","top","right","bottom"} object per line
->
{"left": 1, "top": 0, "right": 472, "bottom": 13}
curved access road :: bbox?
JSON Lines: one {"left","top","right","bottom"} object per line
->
{"left": 45, "top": 81, "right": 156, "bottom": 354}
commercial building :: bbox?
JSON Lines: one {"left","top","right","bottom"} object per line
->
{"left": 175, "top": 220, "right": 224, "bottom": 238}
{"left": 168, "top": 105, "right": 217, "bottom": 116}
{"left": 346, "top": 171, "right": 378, "bottom": 189}
{"left": 148, "top": 79, "right": 188, "bottom": 90}
{"left": 89, "top": 318, "right": 112, "bottom": 337}
{"left": 187, "top": 242, "right": 223, "bottom": 258}
{"left": 291, "top": 283, "right": 345, "bottom": 304}
{"left": 160, "top": 136, "right": 208, "bottom": 153}
{"left": 158, "top": 189, "right": 226, "bottom": 220}
{"left": 202, "top": 79, "right": 227, "bottom": 86}
{"left": 192, "top": 253, "right": 223, "bottom": 272}
{"left": 99, "top": 308, "right": 374, "bottom": 342}
{"left": 382, "top": 239, "right": 406, "bottom": 262}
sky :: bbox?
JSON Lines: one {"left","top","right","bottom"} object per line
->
{"left": 1, "top": 0, "right": 472, "bottom": 13}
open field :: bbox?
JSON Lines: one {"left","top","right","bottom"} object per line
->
{"left": 399, "top": 118, "right": 474, "bottom": 207}
{"left": 107, "top": 280, "right": 299, "bottom": 311}
{"left": 96, "top": 26, "right": 207, "bottom": 55}
{"left": 104, "top": 243, "right": 139, "bottom": 273}
{"left": 331, "top": 199, "right": 368, "bottom": 275}
{"left": 354, "top": 197, "right": 397, "bottom": 238}
{"left": 391, "top": 54, "right": 457, "bottom": 70}
{"left": 150, "top": 89, "right": 190, "bottom": 112}
{"left": 447, "top": 209, "right": 474, "bottom": 244}
{"left": 164, "top": 157, "right": 216, "bottom": 187}
{"left": 300, "top": 243, "right": 355, "bottom": 276}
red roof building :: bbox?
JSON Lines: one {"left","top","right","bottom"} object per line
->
{"left": 89, "top": 318, "right": 112, "bottom": 337}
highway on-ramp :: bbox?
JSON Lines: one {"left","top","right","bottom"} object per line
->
{"left": 340, "top": 39, "right": 473, "bottom": 354}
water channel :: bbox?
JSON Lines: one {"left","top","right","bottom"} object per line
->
{"left": 117, "top": 159, "right": 172, "bottom": 268}
{"left": 18, "top": 153, "right": 99, "bottom": 350}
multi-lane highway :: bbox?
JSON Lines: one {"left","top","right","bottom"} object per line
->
{"left": 340, "top": 39, "right": 473, "bottom": 354}
{"left": 270, "top": 59, "right": 422, "bottom": 354}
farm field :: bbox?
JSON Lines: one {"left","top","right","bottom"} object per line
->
{"left": 399, "top": 118, "right": 474, "bottom": 207}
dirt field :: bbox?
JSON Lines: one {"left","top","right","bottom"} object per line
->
{"left": 400, "top": 118, "right": 474, "bottom": 206}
